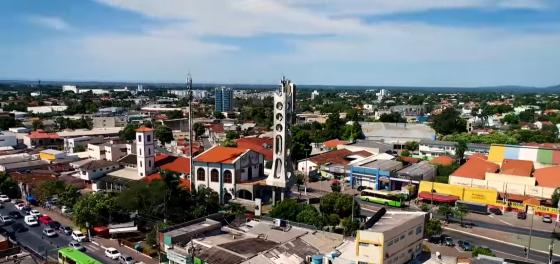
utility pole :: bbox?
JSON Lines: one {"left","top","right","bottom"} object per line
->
{"left": 528, "top": 212, "right": 534, "bottom": 259}
{"left": 186, "top": 74, "right": 194, "bottom": 183}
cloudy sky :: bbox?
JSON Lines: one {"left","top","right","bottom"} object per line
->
{"left": 1, "top": 0, "right": 559, "bottom": 87}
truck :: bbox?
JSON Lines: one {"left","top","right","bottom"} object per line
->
{"left": 455, "top": 200, "right": 488, "bottom": 215}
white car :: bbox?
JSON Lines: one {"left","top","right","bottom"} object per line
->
{"left": 0, "top": 195, "right": 10, "bottom": 202}
{"left": 15, "top": 203, "right": 25, "bottom": 211}
{"left": 0, "top": 215, "right": 13, "bottom": 224}
{"left": 30, "top": 209, "right": 41, "bottom": 217}
{"left": 71, "top": 230, "right": 87, "bottom": 242}
{"left": 105, "top": 248, "right": 121, "bottom": 260}
{"left": 24, "top": 216, "right": 38, "bottom": 226}
{"left": 43, "top": 227, "right": 57, "bottom": 237}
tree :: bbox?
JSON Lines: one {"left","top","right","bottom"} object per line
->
{"left": 401, "top": 149, "right": 411, "bottom": 157}
{"left": 296, "top": 206, "right": 324, "bottom": 228}
{"left": 331, "top": 179, "right": 341, "bottom": 192}
{"left": 269, "top": 199, "right": 302, "bottom": 221}
{"left": 503, "top": 114, "right": 519, "bottom": 125}
{"left": 454, "top": 204, "right": 469, "bottom": 226}
{"left": 0, "top": 172, "right": 18, "bottom": 198}
{"left": 226, "top": 131, "right": 240, "bottom": 140}
{"left": 340, "top": 217, "right": 360, "bottom": 236}
{"left": 291, "top": 126, "right": 312, "bottom": 161}
{"left": 0, "top": 116, "right": 16, "bottom": 130}
{"left": 472, "top": 246, "right": 494, "bottom": 257}
{"left": 552, "top": 187, "right": 560, "bottom": 208}
{"left": 166, "top": 110, "right": 184, "bottom": 119}
{"left": 58, "top": 185, "right": 81, "bottom": 208}
{"left": 73, "top": 192, "right": 116, "bottom": 228}
{"left": 456, "top": 141, "right": 467, "bottom": 161}
{"left": 320, "top": 192, "right": 359, "bottom": 219}
{"left": 120, "top": 124, "right": 139, "bottom": 141}
{"left": 155, "top": 125, "right": 174, "bottom": 144}
{"left": 345, "top": 108, "right": 361, "bottom": 122}
{"left": 193, "top": 122, "right": 206, "bottom": 139}
{"left": 425, "top": 219, "right": 442, "bottom": 237}
{"left": 437, "top": 203, "right": 454, "bottom": 222}
{"left": 341, "top": 122, "right": 364, "bottom": 142}
{"left": 221, "top": 139, "right": 237, "bottom": 147}
{"left": 404, "top": 141, "right": 419, "bottom": 151}
{"left": 518, "top": 109, "right": 536, "bottom": 123}
{"left": 431, "top": 108, "right": 467, "bottom": 135}
{"left": 36, "top": 181, "right": 65, "bottom": 203}
{"left": 324, "top": 112, "right": 344, "bottom": 140}
{"left": 378, "top": 112, "right": 405, "bottom": 123}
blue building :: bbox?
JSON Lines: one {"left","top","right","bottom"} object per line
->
{"left": 349, "top": 159, "right": 403, "bottom": 190}
{"left": 215, "top": 86, "right": 233, "bottom": 113}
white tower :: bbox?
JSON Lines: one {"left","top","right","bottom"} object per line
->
{"left": 136, "top": 126, "right": 155, "bottom": 177}
{"left": 267, "top": 77, "right": 296, "bottom": 203}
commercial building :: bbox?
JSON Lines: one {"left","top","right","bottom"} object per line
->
{"left": 64, "top": 136, "right": 104, "bottom": 153}
{"left": 359, "top": 122, "right": 436, "bottom": 149}
{"left": 215, "top": 86, "right": 233, "bottom": 113}
{"left": 297, "top": 149, "right": 373, "bottom": 179}
{"left": 340, "top": 210, "right": 426, "bottom": 264}
{"left": 23, "top": 130, "right": 63, "bottom": 149}
{"left": 350, "top": 158, "right": 403, "bottom": 190}
{"left": 27, "top": 105, "right": 68, "bottom": 114}
{"left": 418, "top": 140, "right": 490, "bottom": 158}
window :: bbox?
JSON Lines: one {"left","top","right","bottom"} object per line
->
{"left": 197, "top": 168, "right": 205, "bottom": 181}
{"left": 139, "top": 149, "right": 142, "bottom": 156}
{"left": 408, "top": 230, "right": 413, "bottom": 236}
{"left": 148, "top": 148, "right": 151, "bottom": 155}
{"left": 147, "top": 135, "right": 151, "bottom": 142}
{"left": 211, "top": 169, "right": 219, "bottom": 182}
{"left": 139, "top": 161, "right": 143, "bottom": 168}
{"left": 148, "top": 160, "right": 151, "bottom": 167}
{"left": 224, "top": 170, "right": 232, "bottom": 183}
{"left": 138, "top": 135, "right": 142, "bottom": 142}
{"left": 416, "top": 226, "right": 422, "bottom": 235}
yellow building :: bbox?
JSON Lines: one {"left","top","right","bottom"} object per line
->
{"left": 39, "top": 149, "right": 66, "bottom": 161}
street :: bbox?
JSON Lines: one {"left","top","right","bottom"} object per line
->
{"left": 0, "top": 203, "right": 112, "bottom": 264}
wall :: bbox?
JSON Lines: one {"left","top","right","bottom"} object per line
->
{"left": 419, "top": 181, "right": 498, "bottom": 205}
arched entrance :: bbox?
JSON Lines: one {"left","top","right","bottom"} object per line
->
{"left": 237, "top": 189, "right": 253, "bottom": 200}
{"left": 224, "top": 193, "right": 233, "bottom": 203}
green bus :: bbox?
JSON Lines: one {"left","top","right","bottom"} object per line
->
{"left": 360, "top": 189, "right": 404, "bottom": 207}
{"left": 58, "top": 247, "right": 102, "bottom": 264}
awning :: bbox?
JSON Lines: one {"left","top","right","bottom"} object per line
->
{"left": 418, "top": 191, "right": 459, "bottom": 203}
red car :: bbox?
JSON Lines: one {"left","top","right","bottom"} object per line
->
{"left": 38, "top": 215, "right": 53, "bottom": 225}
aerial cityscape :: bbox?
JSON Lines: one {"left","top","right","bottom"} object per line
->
{"left": 1, "top": 1, "right": 560, "bottom": 264}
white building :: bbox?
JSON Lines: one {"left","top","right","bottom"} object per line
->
{"left": 62, "top": 85, "right": 78, "bottom": 93}
{"left": 65, "top": 136, "right": 104, "bottom": 153}
{"left": 27, "top": 105, "right": 68, "bottom": 114}
{"left": 135, "top": 126, "right": 155, "bottom": 177}
{"left": 0, "top": 132, "right": 17, "bottom": 148}
{"left": 77, "top": 160, "right": 120, "bottom": 181}
{"left": 311, "top": 90, "right": 319, "bottom": 100}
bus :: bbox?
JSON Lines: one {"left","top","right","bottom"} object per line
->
{"left": 360, "top": 189, "right": 404, "bottom": 207}
{"left": 58, "top": 247, "right": 103, "bottom": 264}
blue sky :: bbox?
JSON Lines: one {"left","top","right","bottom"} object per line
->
{"left": 1, "top": 0, "right": 560, "bottom": 87}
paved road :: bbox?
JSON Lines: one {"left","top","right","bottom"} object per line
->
{"left": 444, "top": 229, "right": 558, "bottom": 264}
{"left": 0, "top": 203, "right": 113, "bottom": 264}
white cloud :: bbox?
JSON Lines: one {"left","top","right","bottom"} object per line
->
{"left": 25, "top": 15, "right": 71, "bottom": 31}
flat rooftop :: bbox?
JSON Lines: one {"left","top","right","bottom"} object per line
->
{"left": 360, "top": 159, "right": 402, "bottom": 171}
{"left": 106, "top": 167, "right": 142, "bottom": 181}
{"left": 366, "top": 211, "right": 425, "bottom": 233}
{"left": 57, "top": 127, "right": 123, "bottom": 137}
{"left": 397, "top": 161, "right": 435, "bottom": 176}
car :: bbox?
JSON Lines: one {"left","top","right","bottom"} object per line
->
{"left": 444, "top": 237, "right": 455, "bottom": 247}
{"left": 489, "top": 208, "right": 502, "bottom": 215}
{"left": 543, "top": 215, "right": 553, "bottom": 223}
{"left": 42, "top": 227, "right": 57, "bottom": 237}
{"left": 105, "top": 248, "right": 121, "bottom": 260}
{"left": 14, "top": 203, "right": 25, "bottom": 211}
{"left": 61, "top": 205, "right": 72, "bottom": 214}
{"left": 8, "top": 211, "right": 22, "bottom": 219}
{"left": 0, "top": 195, "right": 10, "bottom": 202}
{"left": 0, "top": 215, "right": 14, "bottom": 224}
{"left": 428, "top": 235, "right": 442, "bottom": 244}
{"left": 11, "top": 223, "right": 27, "bottom": 233}
{"left": 30, "top": 209, "right": 41, "bottom": 217}
{"left": 48, "top": 221, "right": 61, "bottom": 230}
{"left": 59, "top": 226, "right": 72, "bottom": 235}
{"left": 517, "top": 212, "right": 527, "bottom": 220}
{"left": 24, "top": 216, "right": 38, "bottom": 226}
{"left": 38, "top": 215, "right": 53, "bottom": 225}
{"left": 118, "top": 255, "right": 135, "bottom": 264}
{"left": 458, "top": 240, "right": 473, "bottom": 251}
{"left": 71, "top": 230, "right": 87, "bottom": 242}
{"left": 69, "top": 241, "right": 85, "bottom": 251}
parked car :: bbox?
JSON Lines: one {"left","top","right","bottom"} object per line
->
{"left": 0, "top": 195, "right": 10, "bottom": 202}
{"left": 38, "top": 215, "right": 53, "bottom": 225}
{"left": 517, "top": 212, "right": 527, "bottom": 220}
{"left": 489, "top": 208, "right": 502, "bottom": 215}
{"left": 8, "top": 211, "right": 22, "bottom": 219}
{"left": 61, "top": 206, "right": 72, "bottom": 214}
{"left": 458, "top": 240, "right": 473, "bottom": 251}
{"left": 105, "top": 248, "right": 121, "bottom": 260}
{"left": 543, "top": 215, "right": 553, "bottom": 223}
{"left": 0, "top": 215, "right": 14, "bottom": 224}
{"left": 30, "top": 209, "right": 41, "bottom": 217}
{"left": 24, "top": 216, "right": 38, "bottom": 226}
{"left": 69, "top": 241, "right": 85, "bottom": 251}
{"left": 428, "top": 235, "right": 442, "bottom": 244}
{"left": 444, "top": 237, "right": 455, "bottom": 247}
{"left": 15, "top": 203, "right": 25, "bottom": 211}
{"left": 71, "top": 230, "right": 87, "bottom": 242}
{"left": 42, "top": 227, "right": 57, "bottom": 237}
{"left": 48, "top": 221, "right": 61, "bottom": 230}
{"left": 11, "top": 223, "right": 27, "bottom": 233}
{"left": 119, "top": 255, "right": 135, "bottom": 264}
{"left": 21, "top": 206, "right": 31, "bottom": 214}
{"left": 59, "top": 226, "right": 72, "bottom": 235}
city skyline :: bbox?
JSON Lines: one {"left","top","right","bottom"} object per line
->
{"left": 1, "top": 1, "right": 560, "bottom": 87}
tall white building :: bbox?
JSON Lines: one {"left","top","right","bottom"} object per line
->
{"left": 311, "top": 90, "right": 319, "bottom": 100}
{"left": 136, "top": 126, "right": 155, "bottom": 177}
{"left": 267, "top": 77, "right": 296, "bottom": 203}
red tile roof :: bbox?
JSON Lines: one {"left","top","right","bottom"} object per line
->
{"left": 399, "top": 156, "right": 420, "bottom": 164}
{"left": 323, "top": 139, "right": 349, "bottom": 149}
{"left": 135, "top": 126, "right": 154, "bottom": 132}
{"left": 500, "top": 159, "right": 533, "bottom": 177}
{"left": 145, "top": 172, "right": 191, "bottom": 190}
{"left": 309, "top": 149, "right": 372, "bottom": 166}
{"left": 28, "top": 130, "right": 59, "bottom": 139}
{"left": 534, "top": 166, "right": 560, "bottom": 188}
{"left": 160, "top": 156, "right": 190, "bottom": 175}
{"left": 194, "top": 146, "right": 248, "bottom": 164}
{"left": 208, "top": 123, "right": 224, "bottom": 134}
{"left": 235, "top": 137, "right": 273, "bottom": 161}
{"left": 451, "top": 156, "right": 500, "bottom": 180}
{"left": 467, "top": 153, "right": 488, "bottom": 160}
{"left": 430, "top": 155, "right": 454, "bottom": 166}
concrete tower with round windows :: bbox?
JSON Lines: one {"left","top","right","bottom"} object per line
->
{"left": 267, "top": 77, "right": 296, "bottom": 203}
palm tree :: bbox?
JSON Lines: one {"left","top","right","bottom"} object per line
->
{"left": 454, "top": 204, "right": 469, "bottom": 226}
